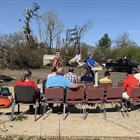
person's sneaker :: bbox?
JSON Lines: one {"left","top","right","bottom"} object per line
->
{"left": 28, "top": 109, "right": 35, "bottom": 114}
{"left": 48, "top": 104, "right": 53, "bottom": 110}
{"left": 58, "top": 108, "right": 63, "bottom": 114}
{"left": 96, "top": 106, "right": 100, "bottom": 113}
{"left": 48, "top": 106, "right": 53, "bottom": 110}
{"left": 128, "top": 108, "right": 131, "bottom": 112}
{"left": 121, "top": 107, "right": 126, "bottom": 112}
{"left": 58, "top": 108, "right": 67, "bottom": 114}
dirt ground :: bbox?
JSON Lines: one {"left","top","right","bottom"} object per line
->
{"left": 1, "top": 67, "right": 140, "bottom": 140}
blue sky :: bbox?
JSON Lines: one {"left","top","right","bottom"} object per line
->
{"left": 0, "top": 0, "right": 140, "bottom": 46}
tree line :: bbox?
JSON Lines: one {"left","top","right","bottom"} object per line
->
{"left": 0, "top": 2, "right": 140, "bottom": 69}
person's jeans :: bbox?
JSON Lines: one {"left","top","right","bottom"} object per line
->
{"left": 86, "top": 65, "right": 95, "bottom": 81}
{"left": 29, "top": 105, "right": 34, "bottom": 110}
{"left": 29, "top": 90, "right": 40, "bottom": 111}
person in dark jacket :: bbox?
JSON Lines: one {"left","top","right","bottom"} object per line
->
{"left": 80, "top": 68, "right": 93, "bottom": 82}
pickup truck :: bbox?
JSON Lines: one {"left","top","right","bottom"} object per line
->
{"left": 106, "top": 58, "right": 140, "bottom": 72}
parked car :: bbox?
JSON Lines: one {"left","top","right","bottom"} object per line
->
{"left": 106, "top": 58, "right": 140, "bottom": 72}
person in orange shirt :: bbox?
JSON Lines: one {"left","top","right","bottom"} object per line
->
{"left": 121, "top": 69, "right": 139, "bottom": 111}
{"left": 14, "top": 70, "right": 39, "bottom": 112}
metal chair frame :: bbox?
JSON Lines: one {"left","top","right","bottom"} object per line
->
{"left": 64, "top": 88, "right": 86, "bottom": 120}
{"left": 11, "top": 86, "right": 41, "bottom": 121}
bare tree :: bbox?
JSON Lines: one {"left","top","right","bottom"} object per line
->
{"left": 67, "top": 20, "right": 93, "bottom": 54}
{"left": 78, "top": 20, "right": 93, "bottom": 40}
{"left": 0, "top": 32, "right": 26, "bottom": 47}
{"left": 19, "top": 2, "right": 40, "bottom": 46}
{"left": 114, "top": 32, "right": 136, "bottom": 48}
{"left": 41, "top": 10, "right": 64, "bottom": 54}
{"left": 0, "top": 31, "right": 47, "bottom": 69}
{"left": 35, "top": 15, "right": 43, "bottom": 43}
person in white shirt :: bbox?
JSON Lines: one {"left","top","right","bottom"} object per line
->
{"left": 34, "top": 78, "right": 43, "bottom": 94}
{"left": 133, "top": 68, "right": 140, "bottom": 84}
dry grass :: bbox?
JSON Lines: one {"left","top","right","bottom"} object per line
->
{"left": 0, "top": 136, "right": 140, "bottom": 140}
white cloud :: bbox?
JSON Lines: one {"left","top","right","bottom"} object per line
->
{"left": 127, "top": 30, "right": 140, "bottom": 33}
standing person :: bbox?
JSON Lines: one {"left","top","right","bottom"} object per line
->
{"left": 99, "top": 71, "right": 112, "bottom": 83}
{"left": 64, "top": 68, "right": 78, "bottom": 83}
{"left": 45, "top": 67, "right": 85, "bottom": 112}
{"left": 14, "top": 70, "right": 39, "bottom": 112}
{"left": 86, "top": 54, "right": 98, "bottom": 81}
{"left": 121, "top": 69, "right": 139, "bottom": 111}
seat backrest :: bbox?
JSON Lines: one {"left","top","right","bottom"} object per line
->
{"left": 66, "top": 88, "right": 85, "bottom": 100}
{"left": 99, "top": 83, "right": 112, "bottom": 92}
{"left": 86, "top": 88, "right": 104, "bottom": 100}
{"left": 45, "top": 88, "right": 64, "bottom": 99}
{"left": 129, "top": 87, "right": 140, "bottom": 98}
{"left": 14, "top": 86, "right": 36, "bottom": 103}
{"left": 117, "top": 81, "right": 124, "bottom": 87}
{"left": 106, "top": 87, "right": 124, "bottom": 98}
{"left": 81, "top": 82, "right": 93, "bottom": 90}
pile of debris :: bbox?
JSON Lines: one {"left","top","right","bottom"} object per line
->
{"left": 0, "top": 75, "right": 15, "bottom": 83}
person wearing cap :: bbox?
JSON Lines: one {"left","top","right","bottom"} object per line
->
{"left": 14, "top": 70, "right": 39, "bottom": 112}
{"left": 64, "top": 68, "right": 78, "bottom": 83}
